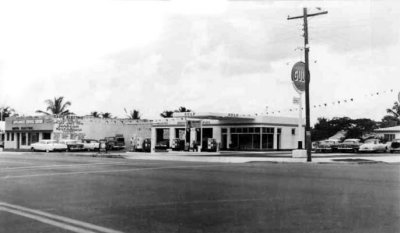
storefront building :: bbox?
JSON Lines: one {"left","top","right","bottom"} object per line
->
{"left": 151, "top": 112, "right": 304, "bottom": 151}
{"left": 4, "top": 116, "right": 152, "bottom": 150}
{"left": 4, "top": 113, "right": 304, "bottom": 151}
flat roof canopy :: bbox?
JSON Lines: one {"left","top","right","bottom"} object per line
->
{"left": 172, "top": 112, "right": 255, "bottom": 120}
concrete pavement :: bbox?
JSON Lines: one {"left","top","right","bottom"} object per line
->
{"left": 123, "top": 151, "right": 400, "bottom": 164}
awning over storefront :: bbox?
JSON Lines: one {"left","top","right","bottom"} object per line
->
{"left": 172, "top": 112, "right": 255, "bottom": 121}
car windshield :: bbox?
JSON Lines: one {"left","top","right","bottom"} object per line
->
{"left": 364, "top": 139, "right": 377, "bottom": 144}
{"left": 343, "top": 140, "right": 357, "bottom": 144}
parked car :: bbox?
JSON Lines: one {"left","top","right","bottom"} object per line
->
{"left": 81, "top": 139, "right": 100, "bottom": 151}
{"left": 31, "top": 140, "right": 68, "bottom": 152}
{"left": 59, "top": 139, "right": 84, "bottom": 151}
{"left": 388, "top": 139, "right": 400, "bottom": 153}
{"left": 155, "top": 140, "right": 169, "bottom": 150}
{"left": 359, "top": 139, "right": 388, "bottom": 153}
{"left": 104, "top": 135, "right": 125, "bottom": 150}
{"left": 315, "top": 139, "right": 341, "bottom": 153}
{"left": 338, "top": 138, "right": 362, "bottom": 153}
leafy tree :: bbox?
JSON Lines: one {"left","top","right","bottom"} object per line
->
{"left": 386, "top": 101, "right": 400, "bottom": 118}
{"left": 101, "top": 112, "right": 112, "bottom": 119}
{"left": 346, "top": 118, "right": 377, "bottom": 139}
{"left": 0, "top": 106, "right": 18, "bottom": 120}
{"left": 36, "top": 96, "right": 73, "bottom": 116}
{"left": 175, "top": 106, "right": 191, "bottom": 113}
{"left": 312, "top": 117, "right": 378, "bottom": 141}
{"left": 379, "top": 101, "right": 400, "bottom": 127}
{"left": 90, "top": 111, "right": 101, "bottom": 118}
{"left": 124, "top": 108, "right": 141, "bottom": 120}
{"left": 160, "top": 110, "right": 174, "bottom": 118}
{"left": 380, "top": 115, "right": 399, "bottom": 128}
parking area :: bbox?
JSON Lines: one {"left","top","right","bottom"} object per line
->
{"left": 0, "top": 152, "right": 399, "bottom": 233}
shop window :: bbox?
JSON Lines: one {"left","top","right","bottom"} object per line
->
{"left": 11, "top": 133, "right": 14, "bottom": 141}
{"left": 243, "top": 128, "right": 248, "bottom": 133}
{"left": 21, "top": 134, "right": 26, "bottom": 145}
{"left": 255, "top": 127, "right": 260, "bottom": 133}
{"left": 43, "top": 133, "right": 51, "bottom": 140}
{"left": 28, "top": 133, "right": 32, "bottom": 145}
{"left": 31, "top": 133, "right": 39, "bottom": 144}
{"left": 7, "top": 132, "right": 9, "bottom": 141}
{"left": 292, "top": 128, "right": 296, "bottom": 135}
{"left": 249, "top": 127, "right": 254, "bottom": 133}
{"left": 237, "top": 128, "right": 242, "bottom": 133}
{"left": 262, "top": 134, "right": 274, "bottom": 149}
{"left": 277, "top": 128, "right": 281, "bottom": 134}
{"left": 231, "top": 128, "right": 236, "bottom": 133}
{"left": 384, "top": 134, "right": 395, "bottom": 141}
{"left": 262, "top": 127, "right": 274, "bottom": 134}
{"left": 221, "top": 128, "right": 227, "bottom": 134}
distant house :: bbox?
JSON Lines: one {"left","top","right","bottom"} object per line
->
{"left": 328, "top": 130, "right": 346, "bottom": 141}
{"left": 374, "top": 126, "right": 400, "bottom": 141}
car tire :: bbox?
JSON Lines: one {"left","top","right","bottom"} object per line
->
{"left": 31, "top": 147, "right": 35, "bottom": 152}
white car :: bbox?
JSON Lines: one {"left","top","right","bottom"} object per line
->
{"left": 81, "top": 139, "right": 100, "bottom": 151}
{"left": 31, "top": 140, "right": 68, "bottom": 152}
{"left": 359, "top": 139, "right": 388, "bottom": 153}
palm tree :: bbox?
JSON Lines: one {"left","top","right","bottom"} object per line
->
{"left": 101, "top": 112, "right": 112, "bottom": 119}
{"left": 0, "top": 106, "right": 17, "bottom": 120}
{"left": 124, "top": 108, "right": 141, "bottom": 120}
{"left": 90, "top": 111, "right": 101, "bottom": 118}
{"left": 36, "top": 97, "right": 73, "bottom": 116}
{"left": 175, "top": 106, "right": 191, "bottom": 113}
{"left": 387, "top": 102, "right": 400, "bottom": 118}
{"left": 160, "top": 110, "right": 174, "bottom": 118}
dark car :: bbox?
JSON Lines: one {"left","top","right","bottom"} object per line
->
{"left": 338, "top": 139, "right": 362, "bottom": 153}
{"left": 105, "top": 135, "right": 125, "bottom": 150}
{"left": 59, "top": 139, "right": 84, "bottom": 152}
{"left": 315, "top": 139, "right": 341, "bottom": 153}
{"left": 389, "top": 139, "right": 400, "bottom": 153}
{"left": 155, "top": 140, "right": 169, "bottom": 150}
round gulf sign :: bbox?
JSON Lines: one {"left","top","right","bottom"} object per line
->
{"left": 291, "top": 61, "right": 306, "bottom": 93}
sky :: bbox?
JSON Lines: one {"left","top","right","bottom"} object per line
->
{"left": 0, "top": 0, "right": 399, "bottom": 124}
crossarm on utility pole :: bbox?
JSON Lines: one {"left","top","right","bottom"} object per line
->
{"left": 287, "top": 11, "right": 328, "bottom": 20}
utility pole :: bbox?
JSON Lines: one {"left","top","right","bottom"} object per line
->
{"left": 288, "top": 8, "right": 328, "bottom": 162}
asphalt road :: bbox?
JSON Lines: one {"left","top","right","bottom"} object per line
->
{"left": 0, "top": 152, "right": 399, "bottom": 233}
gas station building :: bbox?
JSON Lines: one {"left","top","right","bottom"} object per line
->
{"left": 151, "top": 112, "right": 304, "bottom": 152}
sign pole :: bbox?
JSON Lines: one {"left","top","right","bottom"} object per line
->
{"left": 288, "top": 8, "right": 328, "bottom": 162}
{"left": 298, "top": 92, "right": 303, "bottom": 149}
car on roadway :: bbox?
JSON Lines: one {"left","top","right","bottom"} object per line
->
{"left": 315, "top": 139, "right": 341, "bottom": 153}
{"left": 359, "top": 138, "right": 388, "bottom": 153}
{"left": 59, "top": 139, "right": 84, "bottom": 152}
{"left": 338, "top": 138, "right": 362, "bottom": 153}
{"left": 388, "top": 139, "right": 400, "bottom": 153}
{"left": 81, "top": 139, "right": 100, "bottom": 151}
{"left": 31, "top": 140, "right": 68, "bottom": 152}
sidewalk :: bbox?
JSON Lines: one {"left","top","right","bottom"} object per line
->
{"left": 123, "top": 151, "right": 400, "bottom": 164}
